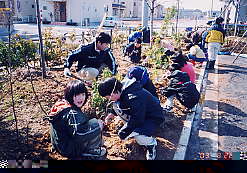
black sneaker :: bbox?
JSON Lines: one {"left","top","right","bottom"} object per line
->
{"left": 146, "top": 145, "right": 156, "bottom": 160}
{"left": 81, "top": 147, "right": 106, "bottom": 157}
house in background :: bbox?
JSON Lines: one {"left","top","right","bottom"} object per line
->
{"left": 124, "top": 0, "right": 164, "bottom": 19}
{"left": 0, "top": 0, "right": 14, "bottom": 34}
{"left": 124, "top": 0, "right": 142, "bottom": 18}
{"left": 37, "top": 0, "right": 113, "bottom": 25}
{"left": 13, "top": 0, "right": 36, "bottom": 23}
{"left": 4, "top": 0, "right": 166, "bottom": 27}
{"left": 111, "top": 0, "right": 126, "bottom": 18}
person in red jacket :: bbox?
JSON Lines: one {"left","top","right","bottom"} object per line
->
{"left": 171, "top": 52, "right": 196, "bottom": 83}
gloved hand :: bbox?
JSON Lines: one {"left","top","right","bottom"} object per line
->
{"left": 118, "top": 128, "right": 132, "bottom": 140}
{"left": 64, "top": 68, "right": 71, "bottom": 77}
{"left": 104, "top": 113, "right": 116, "bottom": 125}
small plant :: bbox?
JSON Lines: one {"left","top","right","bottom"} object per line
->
{"left": 42, "top": 29, "right": 80, "bottom": 65}
{"left": 161, "top": 6, "right": 177, "bottom": 37}
{"left": 143, "top": 44, "right": 169, "bottom": 70}
{"left": 172, "top": 32, "right": 184, "bottom": 47}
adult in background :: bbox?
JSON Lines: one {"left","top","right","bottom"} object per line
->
{"left": 205, "top": 17, "right": 225, "bottom": 70}
{"left": 64, "top": 32, "right": 117, "bottom": 81}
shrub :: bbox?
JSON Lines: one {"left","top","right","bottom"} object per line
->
{"left": 0, "top": 34, "right": 37, "bottom": 68}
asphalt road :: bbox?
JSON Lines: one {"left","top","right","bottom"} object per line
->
{"left": 218, "top": 55, "right": 247, "bottom": 153}
{"left": 185, "top": 54, "right": 247, "bottom": 160}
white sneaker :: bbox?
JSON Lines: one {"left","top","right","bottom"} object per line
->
{"left": 81, "top": 147, "right": 106, "bottom": 157}
{"left": 146, "top": 145, "right": 156, "bottom": 160}
{"left": 163, "top": 106, "right": 173, "bottom": 113}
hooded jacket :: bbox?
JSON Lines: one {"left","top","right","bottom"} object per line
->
{"left": 64, "top": 42, "right": 117, "bottom": 75}
{"left": 116, "top": 79, "right": 164, "bottom": 137}
{"left": 128, "top": 31, "right": 142, "bottom": 42}
{"left": 49, "top": 100, "right": 101, "bottom": 158}
{"left": 162, "top": 70, "right": 200, "bottom": 109}
{"left": 126, "top": 66, "right": 158, "bottom": 98}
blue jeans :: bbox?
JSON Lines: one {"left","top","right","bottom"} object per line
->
{"left": 188, "top": 54, "right": 206, "bottom": 63}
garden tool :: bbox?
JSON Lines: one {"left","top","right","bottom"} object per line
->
{"left": 68, "top": 73, "right": 92, "bottom": 87}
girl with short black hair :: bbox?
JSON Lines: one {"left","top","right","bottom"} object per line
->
{"left": 49, "top": 80, "right": 106, "bottom": 159}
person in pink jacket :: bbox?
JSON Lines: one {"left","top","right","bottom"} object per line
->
{"left": 170, "top": 52, "right": 196, "bottom": 83}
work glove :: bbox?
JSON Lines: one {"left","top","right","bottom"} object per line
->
{"left": 64, "top": 68, "right": 71, "bottom": 77}
{"left": 104, "top": 113, "right": 116, "bottom": 125}
{"left": 118, "top": 128, "right": 132, "bottom": 140}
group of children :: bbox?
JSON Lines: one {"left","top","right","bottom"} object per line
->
{"left": 49, "top": 59, "right": 199, "bottom": 161}
{"left": 49, "top": 17, "right": 226, "bottom": 160}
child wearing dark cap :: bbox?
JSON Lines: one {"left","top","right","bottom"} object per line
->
{"left": 123, "top": 38, "right": 142, "bottom": 63}
{"left": 125, "top": 66, "right": 158, "bottom": 98}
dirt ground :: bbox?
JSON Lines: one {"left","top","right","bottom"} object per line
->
{"left": 0, "top": 47, "right": 202, "bottom": 160}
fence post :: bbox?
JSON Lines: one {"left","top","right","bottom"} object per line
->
{"left": 81, "top": 31, "right": 85, "bottom": 45}
{"left": 110, "top": 29, "right": 113, "bottom": 49}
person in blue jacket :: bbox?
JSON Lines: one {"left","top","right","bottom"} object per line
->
{"left": 98, "top": 77, "right": 164, "bottom": 160}
{"left": 128, "top": 26, "right": 146, "bottom": 43}
{"left": 123, "top": 38, "right": 142, "bottom": 63}
{"left": 64, "top": 32, "right": 117, "bottom": 82}
{"left": 125, "top": 66, "right": 158, "bottom": 99}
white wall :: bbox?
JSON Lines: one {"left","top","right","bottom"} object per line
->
{"left": 40, "top": 0, "right": 54, "bottom": 22}
{"left": 67, "top": 0, "right": 112, "bottom": 25}
{"left": 14, "top": 0, "right": 36, "bottom": 22}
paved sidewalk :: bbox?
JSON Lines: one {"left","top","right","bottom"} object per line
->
{"left": 184, "top": 61, "right": 219, "bottom": 160}
{"left": 185, "top": 55, "right": 247, "bottom": 160}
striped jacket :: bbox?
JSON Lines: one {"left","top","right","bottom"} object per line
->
{"left": 64, "top": 42, "right": 117, "bottom": 75}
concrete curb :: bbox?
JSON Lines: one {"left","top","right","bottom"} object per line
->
{"left": 173, "top": 62, "right": 207, "bottom": 160}
{"left": 231, "top": 53, "right": 247, "bottom": 59}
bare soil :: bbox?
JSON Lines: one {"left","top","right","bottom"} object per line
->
{"left": 0, "top": 47, "right": 201, "bottom": 160}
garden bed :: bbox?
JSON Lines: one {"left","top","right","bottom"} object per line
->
{"left": 0, "top": 44, "right": 203, "bottom": 160}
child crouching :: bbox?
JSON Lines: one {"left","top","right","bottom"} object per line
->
{"left": 161, "top": 63, "right": 200, "bottom": 113}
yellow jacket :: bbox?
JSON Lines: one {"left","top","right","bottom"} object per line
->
{"left": 205, "top": 30, "right": 224, "bottom": 44}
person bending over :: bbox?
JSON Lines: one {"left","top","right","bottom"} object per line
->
{"left": 98, "top": 77, "right": 164, "bottom": 160}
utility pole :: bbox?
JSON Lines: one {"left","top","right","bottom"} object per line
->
{"left": 150, "top": 0, "right": 155, "bottom": 47}
{"left": 35, "top": 0, "right": 46, "bottom": 79}
{"left": 234, "top": 0, "right": 240, "bottom": 36}
{"left": 175, "top": 0, "right": 179, "bottom": 36}
{"left": 211, "top": 0, "right": 214, "bottom": 18}
{"left": 142, "top": 0, "right": 149, "bottom": 28}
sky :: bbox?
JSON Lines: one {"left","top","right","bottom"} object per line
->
{"left": 158, "top": 0, "right": 225, "bottom": 11}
